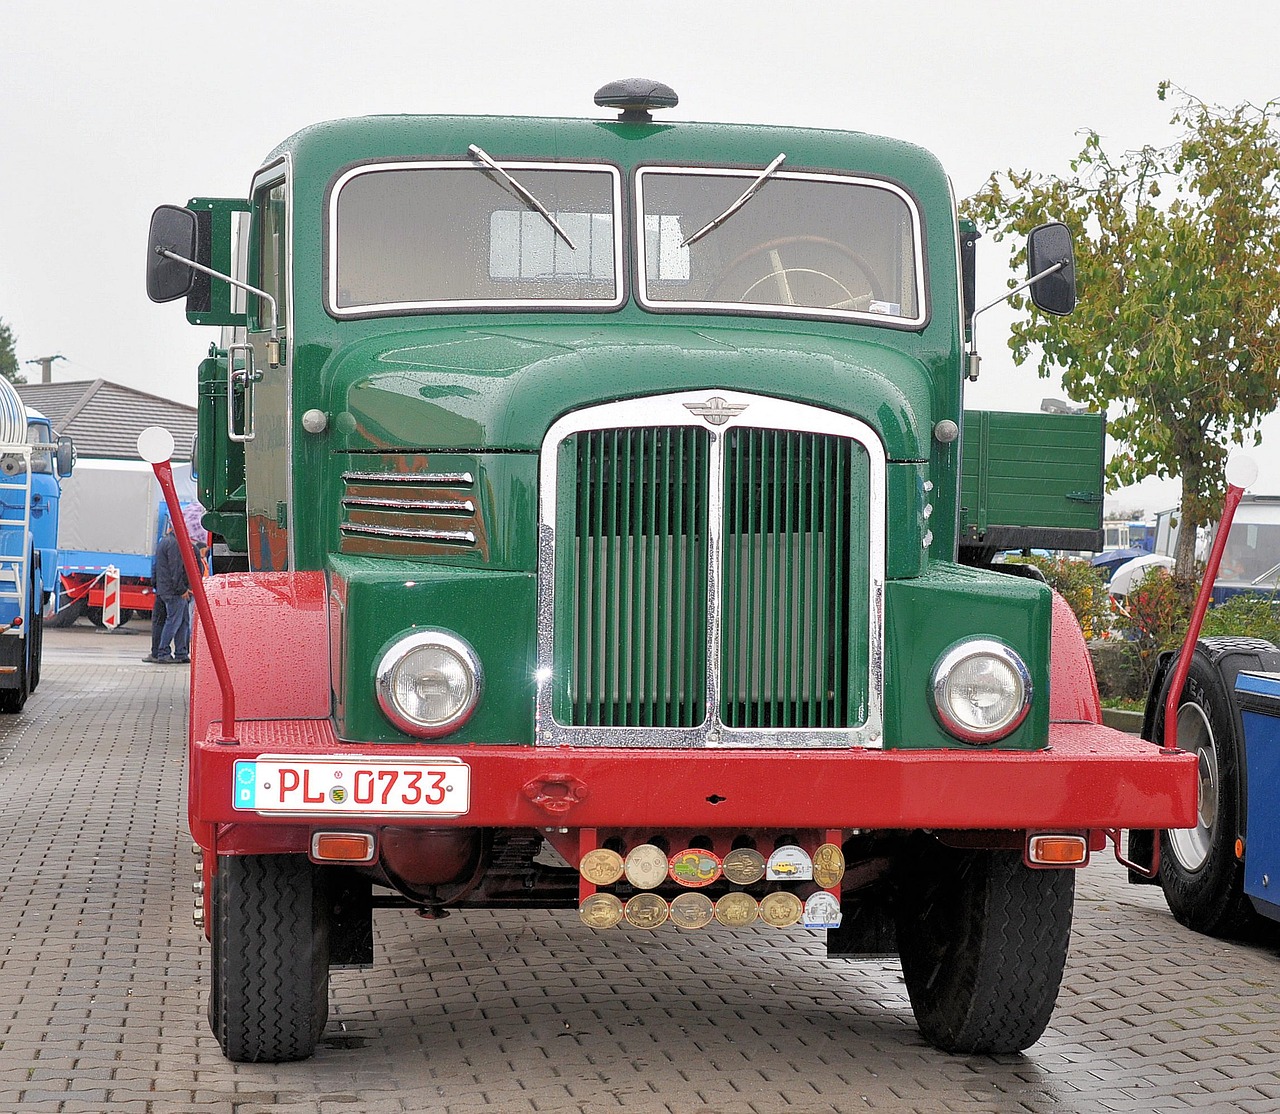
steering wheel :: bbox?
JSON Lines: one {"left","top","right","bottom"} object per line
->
{"left": 707, "top": 235, "right": 885, "bottom": 310}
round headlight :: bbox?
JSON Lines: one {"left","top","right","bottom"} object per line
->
{"left": 931, "top": 639, "right": 1031, "bottom": 744}
{"left": 376, "top": 630, "right": 482, "bottom": 738}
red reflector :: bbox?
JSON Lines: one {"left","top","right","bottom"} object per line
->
{"left": 311, "top": 832, "right": 375, "bottom": 863}
{"left": 11, "top": 617, "right": 21, "bottom": 628}
{"left": 1026, "top": 834, "right": 1089, "bottom": 867}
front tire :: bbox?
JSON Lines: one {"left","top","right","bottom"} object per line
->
{"left": 209, "top": 855, "right": 330, "bottom": 1062}
{"left": 895, "top": 838, "right": 1074, "bottom": 1054}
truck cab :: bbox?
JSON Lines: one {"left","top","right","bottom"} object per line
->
{"left": 146, "top": 80, "right": 1197, "bottom": 1063}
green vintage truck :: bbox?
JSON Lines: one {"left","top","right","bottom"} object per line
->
{"left": 145, "top": 79, "right": 1195, "bottom": 1062}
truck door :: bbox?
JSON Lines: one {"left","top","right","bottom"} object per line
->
{"left": 242, "top": 164, "right": 292, "bottom": 571}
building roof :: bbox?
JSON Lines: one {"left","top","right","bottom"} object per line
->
{"left": 16, "top": 379, "right": 196, "bottom": 462}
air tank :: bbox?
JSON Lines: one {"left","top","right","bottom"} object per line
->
{"left": 0, "top": 377, "right": 25, "bottom": 447}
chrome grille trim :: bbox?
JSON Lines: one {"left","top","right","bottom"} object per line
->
{"left": 536, "top": 390, "right": 886, "bottom": 749}
{"left": 342, "top": 495, "right": 476, "bottom": 513}
{"left": 343, "top": 522, "right": 477, "bottom": 544}
{"left": 341, "top": 470, "right": 475, "bottom": 485}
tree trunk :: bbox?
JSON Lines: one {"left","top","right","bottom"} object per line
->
{"left": 1172, "top": 498, "right": 1200, "bottom": 590}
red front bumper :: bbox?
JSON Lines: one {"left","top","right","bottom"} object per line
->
{"left": 189, "top": 718, "right": 1197, "bottom": 851}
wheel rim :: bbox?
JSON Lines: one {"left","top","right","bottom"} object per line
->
{"left": 1167, "top": 700, "right": 1219, "bottom": 872}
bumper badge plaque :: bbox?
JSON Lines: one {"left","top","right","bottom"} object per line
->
{"left": 803, "top": 891, "right": 843, "bottom": 929}
{"left": 624, "top": 844, "right": 669, "bottom": 890}
{"left": 714, "top": 891, "right": 759, "bottom": 927}
{"left": 760, "top": 891, "right": 803, "bottom": 928}
{"left": 722, "top": 847, "right": 766, "bottom": 885}
{"left": 766, "top": 845, "right": 813, "bottom": 881}
{"left": 579, "top": 892, "right": 624, "bottom": 930}
{"left": 812, "top": 843, "right": 846, "bottom": 889}
{"left": 669, "top": 891, "right": 715, "bottom": 930}
{"left": 580, "top": 848, "right": 625, "bottom": 886}
{"left": 624, "top": 892, "right": 669, "bottom": 930}
{"left": 669, "top": 848, "right": 722, "bottom": 888}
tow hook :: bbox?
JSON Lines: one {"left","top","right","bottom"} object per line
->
{"left": 522, "top": 773, "right": 589, "bottom": 814}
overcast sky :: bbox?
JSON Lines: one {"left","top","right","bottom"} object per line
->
{"left": 3, "top": 0, "right": 1278, "bottom": 514}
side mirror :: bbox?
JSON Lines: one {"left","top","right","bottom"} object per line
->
{"left": 146, "top": 205, "right": 199, "bottom": 303}
{"left": 1026, "top": 221, "right": 1076, "bottom": 316}
{"left": 56, "top": 435, "right": 75, "bottom": 478}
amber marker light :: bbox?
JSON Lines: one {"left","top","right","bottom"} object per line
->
{"left": 1026, "top": 834, "right": 1089, "bottom": 867}
{"left": 311, "top": 832, "right": 376, "bottom": 864}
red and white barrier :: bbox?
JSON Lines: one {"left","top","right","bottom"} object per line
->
{"left": 102, "top": 565, "right": 121, "bottom": 629}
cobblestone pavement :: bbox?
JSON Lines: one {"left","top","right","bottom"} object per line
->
{"left": 1, "top": 624, "right": 1279, "bottom": 1112}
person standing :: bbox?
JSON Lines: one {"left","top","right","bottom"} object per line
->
{"left": 142, "top": 545, "right": 168, "bottom": 664}
{"left": 152, "top": 524, "right": 191, "bottom": 663}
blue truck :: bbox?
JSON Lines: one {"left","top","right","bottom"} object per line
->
{"left": 0, "top": 376, "right": 74, "bottom": 711}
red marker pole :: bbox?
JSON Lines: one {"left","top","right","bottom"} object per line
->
{"left": 139, "top": 428, "right": 236, "bottom": 741}
{"left": 1162, "top": 477, "right": 1251, "bottom": 754}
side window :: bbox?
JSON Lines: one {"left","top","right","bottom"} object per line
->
{"left": 252, "top": 180, "right": 288, "bottom": 332}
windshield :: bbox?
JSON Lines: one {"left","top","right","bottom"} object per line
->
{"left": 328, "top": 161, "right": 623, "bottom": 315}
{"left": 636, "top": 167, "right": 925, "bottom": 325}
{"left": 25, "top": 420, "right": 52, "bottom": 475}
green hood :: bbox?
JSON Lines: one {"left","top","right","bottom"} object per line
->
{"left": 324, "top": 323, "right": 931, "bottom": 460}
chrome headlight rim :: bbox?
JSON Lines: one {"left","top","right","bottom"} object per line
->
{"left": 930, "top": 638, "right": 1032, "bottom": 745}
{"left": 375, "top": 628, "right": 483, "bottom": 739}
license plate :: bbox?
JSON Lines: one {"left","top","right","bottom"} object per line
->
{"left": 233, "top": 756, "right": 470, "bottom": 816}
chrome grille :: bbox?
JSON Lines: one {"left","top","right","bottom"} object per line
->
{"left": 536, "top": 392, "right": 885, "bottom": 749}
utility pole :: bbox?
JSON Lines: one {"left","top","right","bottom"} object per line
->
{"left": 24, "top": 354, "right": 64, "bottom": 383}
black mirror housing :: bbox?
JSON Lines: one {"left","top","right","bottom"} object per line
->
{"left": 1027, "top": 221, "right": 1076, "bottom": 316}
{"left": 146, "top": 205, "right": 199, "bottom": 303}
{"left": 56, "top": 435, "right": 76, "bottom": 478}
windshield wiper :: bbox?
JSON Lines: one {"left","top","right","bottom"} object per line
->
{"left": 680, "top": 152, "right": 786, "bottom": 248}
{"left": 467, "top": 143, "right": 576, "bottom": 250}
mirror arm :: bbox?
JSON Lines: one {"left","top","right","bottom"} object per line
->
{"left": 155, "top": 247, "right": 282, "bottom": 364}
{"left": 964, "top": 261, "right": 1065, "bottom": 383}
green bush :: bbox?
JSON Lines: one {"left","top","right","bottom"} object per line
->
{"left": 1015, "top": 555, "right": 1112, "bottom": 640}
{"left": 1201, "top": 591, "right": 1280, "bottom": 643}
{"left": 1112, "top": 567, "right": 1188, "bottom": 697}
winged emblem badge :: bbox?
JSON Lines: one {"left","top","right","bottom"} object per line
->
{"left": 682, "top": 396, "right": 748, "bottom": 427}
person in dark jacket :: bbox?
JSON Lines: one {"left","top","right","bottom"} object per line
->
{"left": 142, "top": 574, "right": 168, "bottom": 663}
{"left": 151, "top": 526, "right": 190, "bottom": 663}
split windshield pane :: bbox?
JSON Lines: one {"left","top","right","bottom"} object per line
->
{"left": 636, "top": 168, "right": 924, "bottom": 325}
{"left": 330, "top": 163, "right": 622, "bottom": 313}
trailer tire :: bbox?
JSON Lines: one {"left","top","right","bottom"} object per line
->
{"left": 894, "top": 839, "right": 1073, "bottom": 1054}
{"left": 209, "top": 855, "right": 330, "bottom": 1063}
{"left": 1152, "top": 641, "right": 1268, "bottom": 936}
{"left": 48, "top": 597, "right": 84, "bottom": 628}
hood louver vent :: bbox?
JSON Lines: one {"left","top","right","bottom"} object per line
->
{"left": 340, "top": 469, "right": 481, "bottom": 555}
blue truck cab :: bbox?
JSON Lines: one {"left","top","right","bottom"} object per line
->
{"left": 0, "top": 386, "right": 74, "bottom": 713}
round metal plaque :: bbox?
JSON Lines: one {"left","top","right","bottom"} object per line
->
{"left": 760, "top": 890, "right": 804, "bottom": 927}
{"left": 669, "top": 848, "right": 722, "bottom": 888}
{"left": 579, "top": 848, "right": 625, "bottom": 886}
{"left": 579, "top": 892, "right": 624, "bottom": 930}
{"left": 624, "top": 844, "right": 669, "bottom": 890}
{"left": 624, "top": 892, "right": 669, "bottom": 930}
{"left": 714, "top": 891, "right": 759, "bottom": 928}
{"left": 812, "top": 843, "right": 846, "bottom": 889}
{"left": 722, "top": 847, "right": 766, "bottom": 885}
{"left": 669, "top": 891, "right": 715, "bottom": 930}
